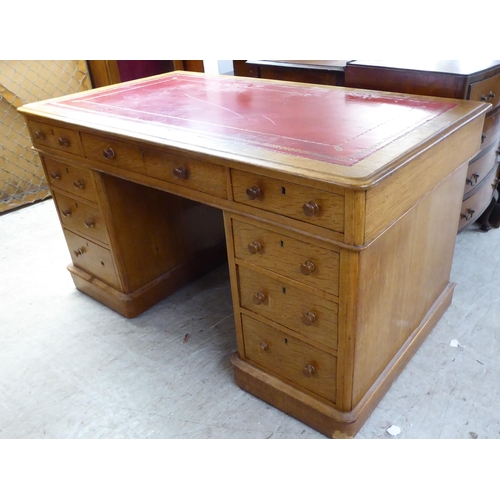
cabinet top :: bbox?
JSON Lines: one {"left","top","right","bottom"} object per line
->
{"left": 346, "top": 60, "right": 500, "bottom": 77}
{"left": 19, "top": 71, "right": 490, "bottom": 188}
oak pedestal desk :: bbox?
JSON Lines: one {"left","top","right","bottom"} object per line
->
{"left": 18, "top": 72, "right": 490, "bottom": 438}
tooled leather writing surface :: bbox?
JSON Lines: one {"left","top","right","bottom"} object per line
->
{"left": 47, "top": 73, "right": 456, "bottom": 167}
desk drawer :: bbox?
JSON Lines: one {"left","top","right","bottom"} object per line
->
{"left": 232, "top": 219, "right": 340, "bottom": 295}
{"left": 231, "top": 170, "right": 344, "bottom": 233}
{"left": 238, "top": 265, "right": 338, "bottom": 350}
{"left": 43, "top": 157, "right": 98, "bottom": 203}
{"left": 81, "top": 133, "right": 227, "bottom": 198}
{"left": 459, "top": 169, "right": 498, "bottom": 231}
{"left": 242, "top": 315, "right": 337, "bottom": 402}
{"left": 54, "top": 192, "right": 109, "bottom": 245}
{"left": 464, "top": 144, "right": 499, "bottom": 195}
{"left": 29, "top": 120, "right": 83, "bottom": 156}
{"left": 469, "top": 73, "right": 500, "bottom": 111}
{"left": 63, "top": 229, "right": 120, "bottom": 289}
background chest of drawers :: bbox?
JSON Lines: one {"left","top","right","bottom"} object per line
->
{"left": 19, "top": 72, "right": 490, "bottom": 437}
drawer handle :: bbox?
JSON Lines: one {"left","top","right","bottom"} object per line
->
{"left": 50, "top": 171, "right": 61, "bottom": 180}
{"left": 300, "top": 261, "right": 316, "bottom": 275}
{"left": 73, "top": 180, "right": 85, "bottom": 190}
{"left": 61, "top": 208, "right": 72, "bottom": 217}
{"left": 73, "top": 247, "right": 85, "bottom": 257}
{"left": 461, "top": 208, "right": 475, "bottom": 221}
{"left": 34, "top": 130, "right": 46, "bottom": 140}
{"left": 58, "top": 137, "right": 70, "bottom": 147}
{"left": 481, "top": 92, "right": 496, "bottom": 101}
{"left": 252, "top": 291, "right": 267, "bottom": 305}
{"left": 173, "top": 166, "right": 188, "bottom": 179}
{"left": 103, "top": 148, "right": 115, "bottom": 159}
{"left": 303, "top": 364, "right": 316, "bottom": 377}
{"left": 466, "top": 174, "right": 480, "bottom": 186}
{"left": 303, "top": 201, "right": 319, "bottom": 216}
{"left": 246, "top": 186, "right": 262, "bottom": 200}
{"left": 247, "top": 241, "right": 262, "bottom": 254}
{"left": 84, "top": 218, "right": 95, "bottom": 228}
{"left": 302, "top": 311, "right": 317, "bottom": 326}
{"left": 259, "top": 342, "right": 268, "bottom": 351}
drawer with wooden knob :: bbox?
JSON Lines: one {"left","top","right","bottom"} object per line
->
{"left": 242, "top": 314, "right": 337, "bottom": 402}
{"left": 231, "top": 170, "right": 344, "bottom": 233}
{"left": 459, "top": 168, "right": 498, "bottom": 231}
{"left": 237, "top": 265, "right": 338, "bottom": 350}
{"left": 464, "top": 143, "right": 499, "bottom": 195}
{"left": 43, "top": 157, "right": 98, "bottom": 203}
{"left": 232, "top": 218, "right": 340, "bottom": 295}
{"left": 81, "top": 133, "right": 227, "bottom": 198}
{"left": 29, "top": 120, "right": 83, "bottom": 156}
{"left": 53, "top": 191, "right": 109, "bottom": 245}
{"left": 62, "top": 229, "right": 120, "bottom": 289}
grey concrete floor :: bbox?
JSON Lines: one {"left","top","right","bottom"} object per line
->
{"left": 1, "top": 198, "right": 499, "bottom": 439}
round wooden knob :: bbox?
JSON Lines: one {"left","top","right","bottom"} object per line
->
{"left": 260, "top": 342, "right": 268, "bottom": 351}
{"left": 247, "top": 241, "right": 262, "bottom": 254}
{"left": 252, "top": 291, "right": 266, "bottom": 305}
{"left": 246, "top": 186, "right": 262, "bottom": 200}
{"left": 84, "top": 218, "right": 95, "bottom": 228}
{"left": 302, "top": 311, "right": 316, "bottom": 326}
{"left": 73, "top": 180, "right": 85, "bottom": 190}
{"left": 34, "top": 130, "right": 45, "bottom": 140}
{"left": 303, "top": 364, "right": 316, "bottom": 377}
{"left": 173, "top": 166, "right": 188, "bottom": 179}
{"left": 73, "top": 247, "right": 84, "bottom": 257}
{"left": 303, "top": 201, "right": 319, "bottom": 216}
{"left": 61, "top": 208, "right": 71, "bottom": 217}
{"left": 50, "top": 171, "right": 61, "bottom": 180}
{"left": 300, "top": 261, "right": 316, "bottom": 275}
{"left": 103, "top": 148, "right": 115, "bottom": 159}
{"left": 58, "top": 137, "right": 70, "bottom": 147}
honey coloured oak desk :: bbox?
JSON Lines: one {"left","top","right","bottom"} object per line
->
{"left": 18, "top": 72, "right": 490, "bottom": 438}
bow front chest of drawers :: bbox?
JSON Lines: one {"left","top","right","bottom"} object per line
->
{"left": 18, "top": 72, "right": 489, "bottom": 437}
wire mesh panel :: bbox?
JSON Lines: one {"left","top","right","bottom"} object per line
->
{"left": 0, "top": 60, "right": 92, "bottom": 213}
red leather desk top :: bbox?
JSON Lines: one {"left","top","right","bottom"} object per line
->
{"left": 42, "top": 73, "right": 457, "bottom": 168}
